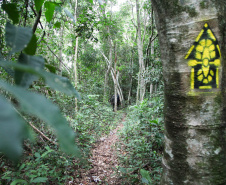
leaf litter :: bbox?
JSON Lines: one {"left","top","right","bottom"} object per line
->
{"left": 73, "top": 114, "right": 126, "bottom": 184}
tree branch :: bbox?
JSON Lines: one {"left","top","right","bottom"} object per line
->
{"left": 28, "top": 121, "right": 58, "bottom": 146}
{"left": 23, "top": 0, "right": 29, "bottom": 27}
{"left": 14, "top": 108, "right": 58, "bottom": 146}
{"left": 33, "top": 9, "right": 42, "bottom": 33}
{"left": 43, "top": 40, "right": 71, "bottom": 73}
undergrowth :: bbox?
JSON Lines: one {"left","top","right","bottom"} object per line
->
{"left": 116, "top": 93, "right": 164, "bottom": 185}
{"left": 0, "top": 93, "right": 123, "bottom": 184}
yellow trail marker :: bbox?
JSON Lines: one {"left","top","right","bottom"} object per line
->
{"left": 185, "top": 23, "right": 221, "bottom": 90}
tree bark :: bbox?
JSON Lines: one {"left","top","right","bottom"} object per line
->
{"left": 73, "top": 0, "right": 79, "bottom": 112}
{"left": 114, "top": 44, "right": 117, "bottom": 112}
{"left": 152, "top": 0, "right": 226, "bottom": 184}
{"left": 135, "top": 0, "right": 145, "bottom": 102}
{"left": 103, "top": 28, "right": 113, "bottom": 102}
{"left": 101, "top": 51, "right": 124, "bottom": 105}
{"left": 58, "top": 26, "right": 64, "bottom": 76}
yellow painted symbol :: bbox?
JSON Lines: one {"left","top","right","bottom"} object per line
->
{"left": 185, "top": 23, "right": 221, "bottom": 89}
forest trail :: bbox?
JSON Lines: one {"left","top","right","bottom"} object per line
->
{"left": 74, "top": 113, "right": 126, "bottom": 185}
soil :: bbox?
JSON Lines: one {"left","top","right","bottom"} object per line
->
{"left": 72, "top": 114, "right": 126, "bottom": 185}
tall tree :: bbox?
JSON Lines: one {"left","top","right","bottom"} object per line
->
{"left": 152, "top": 0, "right": 226, "bottom": 184}
{"left": 73, "top": 0, "right": 79, "bottom": 112}
{"left": 135, "top": 0, "right": 145, "bottom": 102}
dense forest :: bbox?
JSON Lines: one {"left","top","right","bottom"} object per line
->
{"left": 0, "top": 0, "right": 164, "bottom": 184}
{"left": 1, "top": 0, "right": 226, "bottom": 184}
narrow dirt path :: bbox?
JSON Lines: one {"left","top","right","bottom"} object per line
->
{"left": 75, "top": 114, "right": 126, "bottom": 185}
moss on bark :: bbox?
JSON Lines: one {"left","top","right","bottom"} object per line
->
{"left": 153, "top": 0, "right": 226, "bottom": 184}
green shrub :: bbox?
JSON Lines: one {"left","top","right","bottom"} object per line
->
{"left": 117, "top": 95, "right": 164, "bottom": 184}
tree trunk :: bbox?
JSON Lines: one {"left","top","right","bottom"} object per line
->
{"left": 114, "top": 44, "right": 117, "bottom": 112}
{"left": 58, "top": 26, "right": 64, "bottom": 76}
{"left": 73, "top": 0, "right": 78, "bottom": 112}
{"left": 101, "top": 51, "right": 124, "bottom": 105}
{"left": 152, "top": 0, "right": 226, "bottom": 184}
{"left": 128, "top": 57, "right": 134, "bottom": 104}
{"left": 136, "top": 73, "right": 140, "bottom": 104}
{"left": 150, "top": 83, "right": 153, "bottom": 95}
{"left": 103, "top": 29, "right": 113, "bottom": 102}
{"left": 136, "top": 0, "right": 145, "bottom": 102}
{"left": 150, "top": 39, "right": 154, "bottom": 96}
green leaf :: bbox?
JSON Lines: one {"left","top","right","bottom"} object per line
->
{"left": 0, "top": 80, "right": 81, "bottom": 156}
{"left": 23, "top": 34, "right": 37, "bottom": 55}
{"left": 19, "top": 164, "right": 26, "bottom": 171}
{"left": 10, "top": 179, "right": 28, "bottom": 185}
{"left": 44, "top": 72, "right": 80, "bottom": 97}
{"left": 0, "top": 59, "right": 80, "bottom": 98}
{"left": 64, "top": 8, "right": 76, "bottom": 23}
{"left": 31, "top": 177, "right": 48, "bottom": 183}
{"left": 0, "top": 95, "right": 28, "bottom": 161}
{"left": 53, "top": 21, "right": 61, "bottom": 28}
{"left": 34, "top": 0, "right": 45, "bottom": 12}
{"left": 45, "top": 64, "right": 56, "bottom": 73}
{"left": 140, "top": 169, "right": 152, "bottom": 184}
{"left": 41, "top": 149, "right": 54, "bottom": 158}
{"left": 54, "top": 3, "right": 62, "bottom": 12}
{"left": 44, "top": 1, "right": 56, "bottom": 22}
{"left": 1, "top": 3, "right": 19, "bottom": 24}
{"left": 5, "top": 22, "right": 32, "bottom": 54}
{"left": 34, "top": 152, "right": 41, "bottom": 158}
{"left": 15, "top": 53, "right": 44, "bottom": 88}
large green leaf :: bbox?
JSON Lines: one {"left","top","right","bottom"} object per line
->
{"left": 31, "top": 177, "right": 48, "bottom": 183}
{"left": 64, "top": 8, "right": 76, "bottom": 23}
{"left": 0, "top": 59, "right": 80, "bottom": 98}
{"left": 44, "top": 72, "right": 80, "bottom": 97}
{"left": 0, "top": 80, "right": 80, "bottom": 156}
{"left": 53, "top": 21, "right": 61, "bottom": 29}
{"left": 34, "top": 0, "right": 45, "bottom": 12}
{"left": 45, "top": 64, "right": 56, "bottom": 73}
{"left": 44, "top": 1, "right": 56, "bottom": 22}
{"left": 140, "top": 169, "right": 152, "bottom": 184}
{"left": 10, "top": 179, "right": 28, "bottom": 185}
{"left": 15, "top": 53, "right": 44, "bottom": 88}
{"left": 1, "top": 3, "right": 19, "bottom": 24}
{"left": 0, "top": 95, "right": 28, "bottom": 161}
{"left": 5, "top": 23, "right": 32, "bottom": 54}
{"left": 23, "top": 34, "right": 37, "bottom": 55}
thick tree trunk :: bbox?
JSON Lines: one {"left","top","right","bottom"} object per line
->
{"left": 152, "top": 0, "right": 226, "bottom": 184}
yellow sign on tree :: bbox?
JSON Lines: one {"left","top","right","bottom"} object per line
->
{"left": 185, "top": 23, "right": 221, "bottom": 89}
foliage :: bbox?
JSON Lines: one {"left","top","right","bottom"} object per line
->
{"left": 0, "top": 93, "right": 124, "bottom": 184}
{"left": 117, "top": 94, "right": 164, "bottom": 184}
{"left": 75, "top": 95, "right": 123, "bottom": 148}
{"left": 0, "top": 0, "right": 165, "bottom": 184}
{"left": 1, "top": 145, "right": 80, "bottom": 184}
{"left": 0, "top": 3, "right": 80, "bottom": 161}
